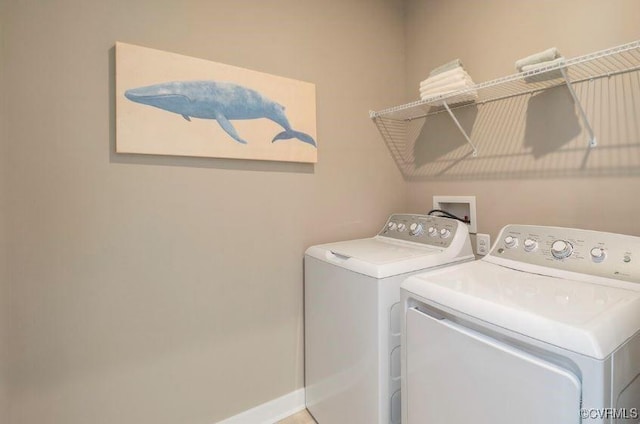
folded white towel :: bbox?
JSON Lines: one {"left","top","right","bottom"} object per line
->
{"left": 515, "top": 47, "right": 560, "bottom": 71}
{"left": 521, "top": 57, "right": 566, "bottom": 83}
{"left": 420, "top": 71, "right": 472, "bottom": 92}
{"left": 420, "top": 80, "right": 463, "bottom": 93}
{"left": 420, "top": 79, "right": 475, "bottom": 97}
{"left": 521, "top": 57, "right": 566, "bottom": 73}
{"left": 420, "top": 66, "right": 467, "bottom": 87}
{"left": 418, "top": 65, "right": 477, "bottom": 105}
{"left": 429, "top": 59, "right": 464, "bottom": 77}
{"left": 420, "top": 82, "right": 473, "bottom": 99}
{"left": 422, "top": 90, "right": 478, "bottom": 106}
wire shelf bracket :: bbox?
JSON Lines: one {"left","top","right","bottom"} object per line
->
{"left": 560, "top": 67, "right": 597, "bottom": 148}
{"left": 442, "top": 101, "right": 479, "bottom": 157}
{"left": 370, "top": 38, "right": 640, "bottom": 167}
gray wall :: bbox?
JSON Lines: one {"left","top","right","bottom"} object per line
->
{"left": 0, "top": 0, "right": 8, "bottom": 420}
{"left": 6, "top": 1, "right": 640, "bottom": 423}
{"left": 404, "top": 0, "right": 640, "bottom": 239}
{"left": 2, "top": 1, "right": 406, "bottom": 423}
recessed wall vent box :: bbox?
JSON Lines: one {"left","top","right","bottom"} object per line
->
{"left": 433, "top": 196, "right": 477, "bottom": 234}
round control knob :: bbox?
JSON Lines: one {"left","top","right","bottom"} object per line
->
{"left": 551, "top": 240, "right": 573, "bottom": 260}
{"left": 409, "top": 223, "right": 424, "bottom": 236}
{"left": 523, "top": 238, "right": 538, "bottom": 252}
{"left": 397, "top": 223, "right": 406, "bottom": 232}
{"left": 504, "top": 236, "right": 518, "bottom": 249}
{"left": 387, "top": 222, "right": 397, "bottom": 231}
{"left": 590, "top": 247, "right": 606, "bottom": 263}
{"left": 439, "top": 228, "right": 451, "bottom": 239}
{"left": 428, "top": 226, "right": 438, "bottom": 237}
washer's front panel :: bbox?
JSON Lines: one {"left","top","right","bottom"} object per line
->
{"left": 305, "top": 257, "right": 380, "bottom": 424}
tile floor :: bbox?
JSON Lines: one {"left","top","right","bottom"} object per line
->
{"left": 277, "top": 409, "right": 316, "bottom": 424}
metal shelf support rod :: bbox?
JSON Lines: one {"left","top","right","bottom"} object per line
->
{"left": 442, "top": 101, "right": 479, "bottom": 157}
{"left": 560, "top": 67, "right": 597, "bottom": 148}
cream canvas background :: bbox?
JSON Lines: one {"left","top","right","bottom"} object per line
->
{"left": 116, "top": 42, "right": 317, "bottom": 163}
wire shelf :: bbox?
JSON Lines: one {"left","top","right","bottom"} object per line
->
{"left": 371, "top": 39, "right": 640, "bottom": 121}
{"left": 370, "top": 39, "right": 640, "bottom": 168}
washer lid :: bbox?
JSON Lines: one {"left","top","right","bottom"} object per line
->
{"left": 327, "top": 238, "right": 441, "bottom": 262}
{"left": 402, "top": 260, "right": 640, "bottom": 359}
{"left": 305, "top": 237, "right": 472, "bottom": 279}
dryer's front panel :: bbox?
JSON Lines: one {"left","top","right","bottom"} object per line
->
{"left": 405, "top": 307, "right": 582, "bottom": 424}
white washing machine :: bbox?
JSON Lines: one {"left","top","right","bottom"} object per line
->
{"left": 402, "top": 224, "right": 640, "bottom": 424}
{"left": 305, "top": 213, "right": 474, "bottom": 424}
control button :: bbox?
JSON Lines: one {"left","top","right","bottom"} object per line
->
{"left": 428, "top": 226, "right": 438, "bottom": 237}
{"left": 439, "top": 228, "right": 451, "bottom": 239}
{"left": 504, "top": 236, "right": 518, "bottom": 249}
{"left": 387, "top": 222, "right": 397, "bottom": 231}
{"left": 409, "top": 223, "right": 424, "bottom": 236}
{"left": 523, "top": 238, "right": 538, "bottom": 252}
{"left": 590, "top": 247, "right": 606, "bottom": 263}
{"left": 551, "top": 240, "right": 573, "bottom": 260}
{"left": 624, "top": 255, "right": 631, "bottom": 263}
{"left": 397, "top": 223, "right": 406, "bottom": 232}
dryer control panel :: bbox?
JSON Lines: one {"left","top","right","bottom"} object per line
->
{"left": 489, "top": 224, "right": 640, "bottom": 284}
{"left": 378, "top": 214, "right": 464, "bottom": 248}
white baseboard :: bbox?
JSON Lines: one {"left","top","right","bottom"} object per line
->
{"left": 217, "top": 388, "right": 306, "bottom": 424}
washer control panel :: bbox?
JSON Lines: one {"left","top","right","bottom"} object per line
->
{"left": 379, "top": 214, "right": 461, "bottom": 248}
{"left": 490, "top": 225, "right": 640, "bottom": 284}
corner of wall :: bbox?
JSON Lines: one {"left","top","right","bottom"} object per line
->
{"left": 0, "top": 2, "right": 9, "bottom": 423}
{"left": 0, "top": 2, "right": 9, "bottom": 421}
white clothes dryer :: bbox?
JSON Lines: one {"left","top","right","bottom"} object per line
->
{"left": 402, "top": 224, "right": 640, "bottom": 424}
{"left": 305, "top": 214, "right": 474, "bottom": 424}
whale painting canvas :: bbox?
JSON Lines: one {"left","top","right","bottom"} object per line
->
{"left": 116, "top": 42, "right": 317, "bottom": 163}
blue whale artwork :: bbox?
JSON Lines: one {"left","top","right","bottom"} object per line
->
{"left": 124, "top": 81, "right": 316, "bottom": 147}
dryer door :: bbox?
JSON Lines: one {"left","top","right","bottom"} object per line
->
{"left": 406, "top": 307, "right": 581, "bottom": 424}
